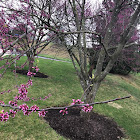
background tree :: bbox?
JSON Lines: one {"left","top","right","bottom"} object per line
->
{"left": 88, "top": 0, "right": 140, "bottom": 75}
{"left": 0, "top": 1, "right": 56, "bottom": 71}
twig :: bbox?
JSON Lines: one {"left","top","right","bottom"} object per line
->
{"left": 0, "top": 96, "right": 131, "bottom": 111}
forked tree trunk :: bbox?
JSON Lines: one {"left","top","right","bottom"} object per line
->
{"left": 80, "top": 81, "right": 101, "bottom": 120}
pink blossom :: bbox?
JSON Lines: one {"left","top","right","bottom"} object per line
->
{"left": 59, "top": 108, "right": 68, "bottom": 115}
{"left": 32, "top": 66, "right": 39, "bottom": 72}
{"left": 20, "top": 84, "right": 28, "bottom": 89}
{"left": 13, "top": 70, "right": 16, "bottom": 73}
{"left": 27, "top": 79, "right": 33, "bottom": 86}
{"left": 9, "top": 100, "right": 18, "bottom": 106}
{"left": 82, "top": 104, "right": 93, "bottom": 113}
{"left": 30, "top": 105, "right": 39, "bottom": 112}
{"left": 23, "top": 111, "right": 31, "bottom": 116}
{"left": 44, "top": 96, "right": 48, "bottom": 99}
{"left": 14, "top": 95, "right": 19, "bottom": 100}
{"left": 7, "top": 90, "right": 11, "bottom": 93}
{"left": 0, "top": 100, "right": 5, "bottom": 104}
{"left": 18, "top": 87, "right": 28, "bottom": 94}
{"left": 0, "top": 112, "right": 9, "bottom": 122}
{"left": 71, "top": 99, "right": 84, "bottom": 105}
{"left": 38, "top": 110, "right": 48, "bottom": 117}
{"left": 9, "top": 109, "right": 16, "bottom": 118}
{"left": 27, "top": 71, "right": 36, "bottom": 77}
{"left": 17, "top": 84, "right": 28, "bottom": 100}
{"left": 19, "top": 104, "right": 29, "bottom": 112}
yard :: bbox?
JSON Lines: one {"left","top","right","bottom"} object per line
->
{"left": 0, "top": 55, "right": 140, "bottom": 140}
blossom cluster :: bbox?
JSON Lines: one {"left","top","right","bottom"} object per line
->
{"left": 59, "top": 108, "right": 68, "bottom": 115}
{"left": 19, "top": 104, "right": 47, "bottom": 117}
{"left": 38, "top": 110, "right": 48, "bottom": 117}
{"left": 0, "top": 104, "right": 45, "bottom": 122}
{"left": 71, "top": 99, "right": 93, "bottom": 113}
{"left": 27, "top": 66, "right": 40, "bottom": 77}
{"left": 0, "top": 110, "right": 9, "bottom": 122}
{"left": 15, "top": 84, "right": 28, "bottom": 100}
{"left": 59, "top": 99, "right": 93, "bottom": 115}
{"left": 19, "top": 104, "right": 31, "bottom": 115}
{"left": 30, "top": 105, "right": 39, "bottom": 112}
{"left": 32, "top": 66, "right": 39, "bottom": 72}
{"left": 9, "top": 100, "right": 18, "bottom": 106}
{"left": 9, "top": 110, "right": 17, "bottom": 118}
{"left": 27, "top": 71, "right": 36, "bottom": 77}
{"left": 14, "top": 80, "right": 32, "bottom": 101}
{"left": 0, "top": 98, "right": 94, "bottom": 122}
{"left": 82, "top": 104, "right": 93, "bottom": 113}
{"left": 71, "top": 99, "right": 84, "bottom": 105}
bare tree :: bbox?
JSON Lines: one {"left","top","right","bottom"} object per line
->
{"left": 50, "top": 0, "right": 140, "bottom": 103}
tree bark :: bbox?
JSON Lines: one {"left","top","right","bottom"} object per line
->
{"left": 27, "top": 53, "right": 34, "bottom": 71}
{"left": 84, "top": 81, "right": 100, "bottom": 103}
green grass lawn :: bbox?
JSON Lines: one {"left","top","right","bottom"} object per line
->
{"left": 38, "top": 54, "right": 72, "bottom": 62}
{"left": 0, "top": 56, "right": 140, "bottom": 140}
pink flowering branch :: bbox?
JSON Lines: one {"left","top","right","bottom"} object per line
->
{"left": 0, "top": 96, "right": 131, "bottom": 111}
{"left": 0, "top": 95, "right": 131, "bottom": 122}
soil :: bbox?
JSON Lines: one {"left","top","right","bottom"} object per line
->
{"left": 45, "top": 108, "right": 125, "bottom": 140}
{"left": 16, "top": 70, "right": 49, "bottom": 78}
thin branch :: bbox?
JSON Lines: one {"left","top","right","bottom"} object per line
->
{"left": 61, "top": 30, "right": 100, "bottom": 36}
{"left": 98, "top": 35, "right": 111, "bottom": 57}
{"left": 0, "top": 26, "right": 45, "bottom": 57}
{"left": 0, "top": 96, "right": 131, "bottom": 111}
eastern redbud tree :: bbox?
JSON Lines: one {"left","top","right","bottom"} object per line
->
{"left": 0, "top": 0, "right": 140, "bottom": 121}
{"left": 88, "top": 0, "right": 140, "bottom": 75}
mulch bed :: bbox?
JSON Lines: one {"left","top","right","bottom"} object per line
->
{"left": 44, "top": 108, "right": 125, "bottom": 140}
{"left": 16, "top": 70, "right": 48, "bottom": 78}
{"left": 16, "top": 69, "right": 125, "bottom": 139}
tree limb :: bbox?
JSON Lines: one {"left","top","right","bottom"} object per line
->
{"left": 0, "top": 96, "right": 131, "bottom": 111}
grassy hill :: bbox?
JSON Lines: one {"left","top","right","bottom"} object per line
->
{"left": 0, "top": 56, "right": 140, "bottom": 140}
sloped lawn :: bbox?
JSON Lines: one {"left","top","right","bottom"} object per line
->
{"left": 0, "top": 56, "right": 140, "bottom": 140}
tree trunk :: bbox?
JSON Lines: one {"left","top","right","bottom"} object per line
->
{"left": 80, "top": 81, "right": 100, "bottom": 120}
{"left": 84, "top": 81, "right": 100, "bottom": 103}
{"left": 27, "top": 54, "right": 34, "bottom": 71}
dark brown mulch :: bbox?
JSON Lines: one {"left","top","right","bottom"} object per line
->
{"left": 44, "top": 108, "right": 125, "bottom": 140}
{"left": 16, "top": 70, "right": 48, "bottom": 78}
